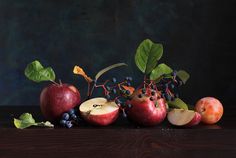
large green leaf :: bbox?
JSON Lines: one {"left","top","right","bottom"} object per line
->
{"left": 167, "top": 98, "right": 188, "bottom": 110}
{"left": 177, "top": 70, "right": 190, "bottom": 84}
{"left": 150, "top": 63, "right": 173, "bottom": 80}
{"left": 135, "top": 39, "right": 163, "bottom": 74}
{"left": 95, "top": 63, "right": 127, "bottom": 81}
{"left": 24, "top": 60, "right": 56, "bottom": 82}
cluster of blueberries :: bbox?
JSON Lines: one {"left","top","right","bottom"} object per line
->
{"left": 59, "top": 109, "right": 80, "bottom": 128}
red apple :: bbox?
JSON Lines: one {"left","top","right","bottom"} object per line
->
{"left": 40, "top": 83, "right": 81, "bottom": 121}
{"left": 195, "top": 97, "right": 223, "bottom": 124}
{"left": 79, "top": 97, "right": 119, "bottom": 126}
{"left": 126, "top": 88, "right": 167, "bottom": 126}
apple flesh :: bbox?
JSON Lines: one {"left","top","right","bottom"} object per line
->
{"left": 167, "top": 109, "right": 195, "bottom": 126}
{"left": 79, "top": 97, "right": 119, "bottom": 126}
{"left": 40, "top": 83, "right": 81, "bottom": 121}
{"left": 195, "top": 97, "right": 223, "bottom": 124}
{"left": 126, "top": 89, "right": 167, "bottom": 126}
{"left": 185, "top": 111, "right": 202, "bottom": 127}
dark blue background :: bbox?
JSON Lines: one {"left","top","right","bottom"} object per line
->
{"left": 0, "top": 0, "right": 235, "bottom": 106}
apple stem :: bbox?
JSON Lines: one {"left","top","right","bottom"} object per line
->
{"left": 50, "top": 80, "right": 60, "bottom": 85}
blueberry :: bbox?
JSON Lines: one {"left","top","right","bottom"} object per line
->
{"left": 68, "top": 109, "right": 75, "bottom": 115}
{"left": 71, "top": 114, "right": 77, "bottom": 120}
{"left": 106, "top": 86, "right": 111, "bottom": 91}
{"left": 115, "top": 99, "right": 121, "bottom": 104}
{"left": 126, "top": 90, "right": 130, "bottom": 95}
{"left": 127, "top": 104, "right": 132, "bottom": 108}
{"left": 141, "top": 88, "right": 146, "bottom": 94}
{"left": 105, "top": 94, "right": 111, "bottom": 100}
{"left": 112, "top": 88, "right": 117, "bottom": 94}
{"left": 65, "top": 121, "right": 73, "bottom": 128}
{"left": 62, "top": 113, "right": 70, "bottom": 120}
{"left": 127, "top": 82, "right": 131, "bottom": 86}
{"left": 151, "top": 91, "right": 156, "bottom": 96}
{"left": 60, "top": 120, "right": 66, "bottom": 126}
{"left": 112, "top": 77, "right": 117, "bottom": 83}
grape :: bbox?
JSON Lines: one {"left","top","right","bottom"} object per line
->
{"left": 65, "top": 121, "right": 73, "bottom": 128}
{"left": 112, "top": 77, "right": 117, "bottom": 83}
{"left": 60, "top": 120, "right": 66, "bottom": 126}
{"left": 71, "top": 114, "right": 77, "bottom": 120}
{"left": 62, "top": 113, "right": 70, "bottom": 120}
{"left": 68, "top": 109, "right": 75, "bottom": 115}
{"left": 112, "top": 88, "right": 117, "bottom": 94}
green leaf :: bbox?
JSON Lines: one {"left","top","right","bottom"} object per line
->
{"left": 150, "top": 63, "right": 173, "bottom": 80}
{"left": 167, "top": 98, "right": 189, "bottom": 110}
{"left": 177, "top": 70, "right": 190, "bottom": 84}
{"left": 24, "top": 60, "right": 56, "bottom": 82}
{"left": 95, "top": 63, "right": 127, "bottom": 81}
{"left": 135, "top": 39, "right": 163, "bottom": 74}
{"left": 14, "top": 113, "right": 54, "bottom": 129}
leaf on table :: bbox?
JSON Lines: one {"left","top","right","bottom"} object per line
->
{"left": 135, "top": 39, "right": 163, "bottom": 74}
{"left": 73, "top": 66, "right": 93, "bottom": 83}
{"left": 24, "top": 60, "right": 56, "bottom": 82}
{"left": 95, "top": 63, "right": 127, "bottom": 81}
{"left": 14, "top": 113, "right": 54, "bottom": 129}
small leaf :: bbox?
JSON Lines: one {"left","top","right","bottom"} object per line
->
{"left": 19, "top": 113, "right": 35, "bottom": 124}
{"left": 150, "top": 63, "right": 173, "bottom": 80}
{"left": 177, "top": 70, "right": 190, "bottom": 84}
{"left": 135, "top": 39, "right": 163, "bottom": 74}
{"left": 73, "top": 66, "right": 93, "bottom": 83}
{"left": 14, "top": 118, "right": 35, "bottom": 129}
{"left": 95, "top": 63, "right": 127, "bottom": 81}
{"left": 167, "top": 98, "right": 189, "bottom": 110}
{"left": 25, "top": 60, "right": 56, "bottom": 82}
{"left": 14, "top": 113, "right": 54, "bottom": 129}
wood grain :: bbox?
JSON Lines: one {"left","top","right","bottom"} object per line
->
{"left": 0, "top": 106, "right": 236, "bottom": 158}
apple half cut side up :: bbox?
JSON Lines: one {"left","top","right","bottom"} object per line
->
{"left": 167, "top": 109, "right": 196, "bottom": 126}
{"left": 79, "top": 98, "right": 119, "bottom": 126}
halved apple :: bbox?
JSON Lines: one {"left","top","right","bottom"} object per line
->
{"left": 167, "top": 109, "right": 196, "bottom": 126}
{"left": 79, "top": 97, "right": 119, "bottom": 126}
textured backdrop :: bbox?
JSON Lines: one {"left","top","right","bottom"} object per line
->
{"left": 0, "top": 0, "right": 235, "bottom": 106}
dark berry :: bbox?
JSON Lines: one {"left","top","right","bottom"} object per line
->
{"left": 112, "top": 88, "right": 117, "bottom": 94}
{"left": 127, "top": 104, "right": 132, "bottom": 108}
{"left": 105, "top": 94, "right": 110, "bottom": 100}
{"left": 142, "top": 88, "right": 146, "bottom": 94}
{"left": 128, "top": 77, "right": 133, "bottom": 81}
{"left": 150, "top": 84, "right": 155, "bottom": 89}
{"left": 126, "top": 90, "right": 130, "bottom": 95}
{"left": 127, "top": 82, "right": 131, "bottom": 86}
{"left": 106, "top": 86, "right": 111, "bottom": 91}
{"left": 115, "top": 99, "right": 121, "bottom": 104}
{"left": 62, "top": 113, "right": 70, "bottom": 120}
{"left": 65, "top": 121, "right": 73, "bottom": 128}
{"left": 68, "top": 109, "right": 75, "bottom": 115}
{"left": 170, "top": 84, "right": 175, "bottom": 89}
{"left": 112, "top": 77, "right": 117, "bottom": 83}
{"left": 138, "top": 94, "right": 142, "bottom": 98}
{"left": 151, "top": 91, "right": 155, "bottom": 96}
{"left": 71, "top": 114, "right": 77, "bottom": 120}
{"left": 60, "top": 120, "right": 66, "bottom": 126}
{"left": 150, "top": 97, "right": 154, "bottom": 101}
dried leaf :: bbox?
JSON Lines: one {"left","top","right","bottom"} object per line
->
{"left": 73, "top": 66, "right": 93, "bottom": 83}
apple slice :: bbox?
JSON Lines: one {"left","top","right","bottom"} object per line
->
{"left": 79, "top": 97, "right": 119, "bottom": 126}
{"left": 167, "top": 109, "right": 195, "bottom": 126}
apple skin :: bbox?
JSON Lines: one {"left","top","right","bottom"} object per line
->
{"left": 81, "top": 109, "right": 119, "bottom": 126}
{"left": 195, "top": 97, "right": 223, "bottom": 124}
{"left": 126, "top": 89, "right": 167, "bottom": 126}
{"left": 40, "top": 83, "right": 81, "bottom": 121}
{"left": 185, "top": 112, "right": 202, "bottom": 127}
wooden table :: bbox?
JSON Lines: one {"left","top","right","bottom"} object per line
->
{"left": 0, "top": 106, "right": 235, "bottom": 158}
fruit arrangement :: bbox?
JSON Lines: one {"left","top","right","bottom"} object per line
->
{"left": 15, "top": 39, "right": 224, "bottom": 129}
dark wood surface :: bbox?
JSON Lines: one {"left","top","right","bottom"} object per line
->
{"left": 0, "top": 106, "right": 236, "bottom": 158}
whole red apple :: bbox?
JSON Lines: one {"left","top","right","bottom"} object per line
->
{"left": 195, "top": 97, "right": 223, "bottom": 124}
{"left": 126, "top": 88, "right": 167, "bottom": 126}
{"left": 40, "top": 83, "right": 81, "bottom": 121}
